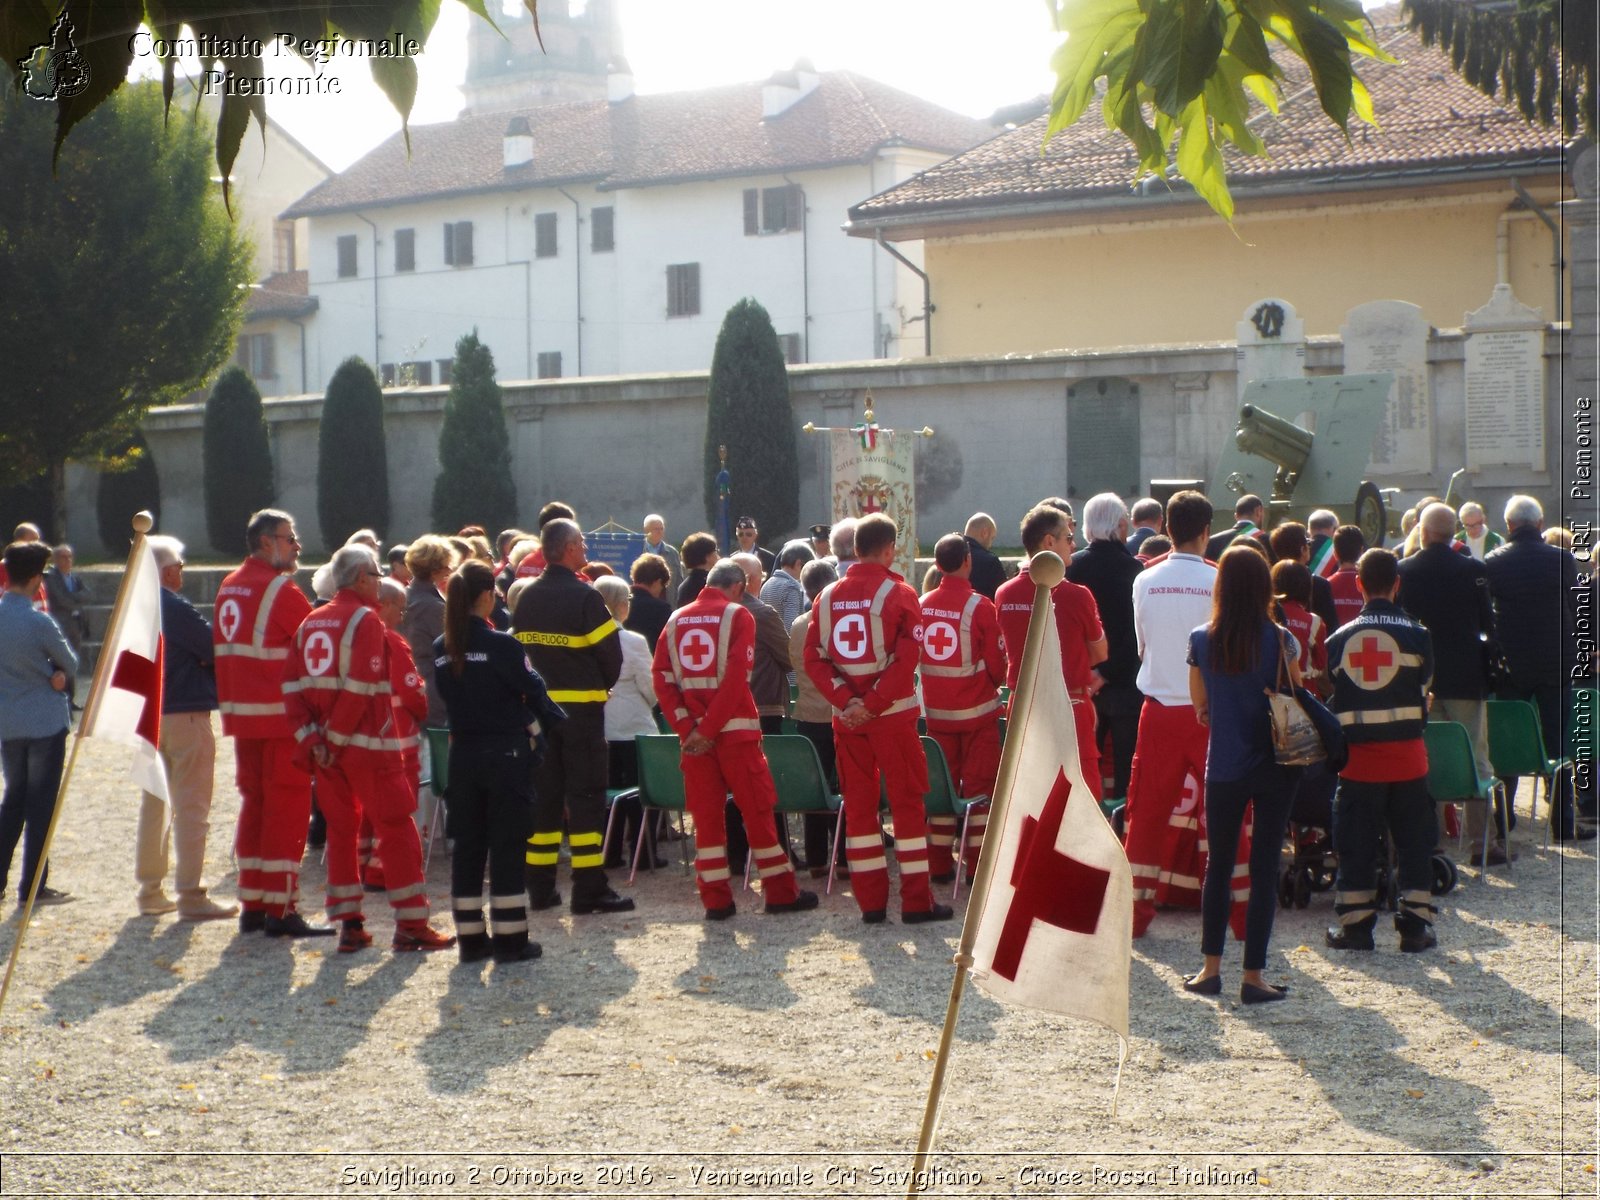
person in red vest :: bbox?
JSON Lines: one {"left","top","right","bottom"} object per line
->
{"left": 283, "top": 545, "right": 454, "bottom": 954}
{"left": 653, "top": 560, "right": 816, "bottom": 920}
{"left": 995, "top": 504, "right": 1108, "bottom": 800}
{"left": 1326, "top": 525, "right": 1367, "bottom": 630}
{"left": 355, "top": 577, "right": 429, "bottom": 890}
{"left": 804, "top": 513, "right": 951, "bottom": 925}
{"left": 918, "top": 533, "right": 1006, "bottom": 880}
{"left": 213, "top": 509, "right": 325, "bottom": 937}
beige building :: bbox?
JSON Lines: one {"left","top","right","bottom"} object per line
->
{"left": 844, "top": 8, "right": 1571, "bottom": 355}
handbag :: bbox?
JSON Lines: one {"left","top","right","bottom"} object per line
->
{"left": 1268, "top": 633, "right": 1329, "bottom": 767}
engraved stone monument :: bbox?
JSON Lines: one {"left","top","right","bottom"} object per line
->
{"left": 1342, "top": 300, "right": 1432, "bottom": 477}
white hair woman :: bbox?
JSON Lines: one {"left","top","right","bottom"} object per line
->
{"left": 593, "top": 575, "right": 665, "bottom": 869}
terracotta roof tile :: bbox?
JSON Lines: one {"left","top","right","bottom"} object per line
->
{"left": 247, "top": 270, "right": 317, "bottom": 319}
{"left": 285, "top": 72, "right": 992, "bottom": 217}
{"left": 847, "top": 9, "right": 1568, "bottom": 225}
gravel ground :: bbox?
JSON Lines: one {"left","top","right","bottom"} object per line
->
{"left": 0, "top": 721, "right": 1595, "bottom": 1198}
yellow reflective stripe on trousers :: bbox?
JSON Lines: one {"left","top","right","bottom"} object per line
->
{"left": 526, "top": 829, "right": 561, "bottom": 866}
{"left": 548, "top": 690, "right": 609, "bottom": 703}
{"left": 569, "top": 830, "right": 604, "bottom": 870}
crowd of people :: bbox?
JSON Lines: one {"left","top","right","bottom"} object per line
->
{"left": 0, "top": 487, "right": 1591, "bottom": 989}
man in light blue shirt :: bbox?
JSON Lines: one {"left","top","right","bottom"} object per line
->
{"left": 0, "top": 540, "right": 77, "bottom": 906}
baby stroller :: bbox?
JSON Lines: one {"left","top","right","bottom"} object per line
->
{"left": 1278, "top": 763, "right": 1338, "bottom": 909}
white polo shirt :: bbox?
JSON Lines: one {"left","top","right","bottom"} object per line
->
{"left": 1132, "top": 552, "right": 1216, "bottom": 704}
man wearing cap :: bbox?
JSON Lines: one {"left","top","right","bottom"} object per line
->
{"left": 808, "top": 524, "right": 832, "bottom": 561}
{"left": 735, "top": 517, "right": 775, "bottom": 579}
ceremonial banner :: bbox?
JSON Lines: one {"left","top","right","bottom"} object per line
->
{"left": 830, "top": 427, "right": 916, "bottom": 581}
{"left": 79, "top": 538, "right": 168, "bottom": 802}
{"left": 967, "top": 603, "right": 1131, "bottom": 1038}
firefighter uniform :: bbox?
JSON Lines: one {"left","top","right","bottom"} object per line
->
{"left": 433, "top": 619, "right": 567, "bottom": 962}
{"left": 511, "top": 562, "right": 624, "bottom": 910}
{"left": 803, "top": 561, "right": 937, "bottom": 920}
{"left": 282, "top": 590, "right": 433, "bottom": 936}
{"left": 653, "top": 587, "right": 805, "bottom": 915}
{"left": 1325, "top": 598, "right": 1439, "bottom": 949}
{"left": 356, "top": 628, "right": 428, "bottom": 889}
{"left": 918, "top": 576, "right": 1006, "bottom": 877}
{"left": 213, "top": 556, "right": 313, "bottom": 919}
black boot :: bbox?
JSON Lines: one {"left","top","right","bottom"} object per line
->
{"left": 457, "top": 932, "right": 492, "bottom": 964}
{"left": 1325, "top": 915, "right": 1376, "bottom": 951}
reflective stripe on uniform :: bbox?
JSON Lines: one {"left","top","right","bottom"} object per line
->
{"left": 923, "top": 697, "right": 1000, "bottom": 723}
{"left": 214, "top": 644, "right": 289, "bottom": 661}
{"left": 220, "top": 700, "right": 288, "bottom": 716}
{"left": 548, "top": 689, "right": 608, "bottom": 703}
{"left": 514, "top": 620, "right": 616, "bottom": 649}
{"left": 1336, "top": 706, "right": 1425, "bottom": 726}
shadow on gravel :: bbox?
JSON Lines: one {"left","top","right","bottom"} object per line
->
{"left": 142, "top": 937, "right": 303, "bottom": 1063}
{"left": 43, "top": 917, "right": 199, "bottom": 1025}
{"left": 832, "top": 919, "right": 1004, "bottom": 1039}
{"left": 672, "top": 911, "right": 808, "bottom": 1012}
{"left": 1123, "top": 950, "right": 1232, "bottom": 1063}
{"left": 413, "top": 922, "right": 638, "bottom": 1095}
{"left": 1247, "top": 969, "right": 1494, "bottom": 1151}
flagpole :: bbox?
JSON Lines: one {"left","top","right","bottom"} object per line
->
{"left": 0, "top": 511, "right": 154, "bottom": 1019}
{"left": 907, "top": 551, "right": 1064, "bottom": 1199}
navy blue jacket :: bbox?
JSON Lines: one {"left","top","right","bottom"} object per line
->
{"left": 1396, "top": 542, "right": 1495, "bottom": 699}
{"left": 1326, "top": 598, "right": 1434, "bottom": 746}
{"left": 433, "top": 619, "right": 566, "bottom": 739}
{"left": 1483, "top": 526, "right": 1583, "bottom": 687}
{"left": 160, "top": 586, "right": 217, "bottom": 714}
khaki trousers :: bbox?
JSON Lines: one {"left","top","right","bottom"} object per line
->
{"left": 135, "top": 711, "right": 218, "bottom": 900}
{"left": 1433, "top": 697, "right": 1494, "bottom": 840}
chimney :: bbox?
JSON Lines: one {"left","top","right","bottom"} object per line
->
{"left": 761, "top": 58, "right": 821, "bottom": 118}
{"left": 607, "top": 56, "right": 634, "bottom": 103}
{"left": 503, "top": 116, "right": 533, "bottom": 169}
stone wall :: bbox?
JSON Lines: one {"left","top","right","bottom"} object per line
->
{"left": 65, "top": 327, "right": 1573, "bottom": 560}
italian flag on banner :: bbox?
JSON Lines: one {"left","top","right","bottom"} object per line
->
{"left": 851, "top": 422, "right": 879, "bottom": 451}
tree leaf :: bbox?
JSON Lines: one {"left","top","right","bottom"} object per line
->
{"left": 1281, "top": 0, "right": 1355, "bottom": 130}
{"left": 213, "top": 58, "right": 267, "bottom": 213}
{"left": 1174, "top": 95, "right": 1234, "bottom": 221}
{"left": 1134, "top": 0, "right": 1227, "bottom": 116}
{"left": 369, "top": 57, "right": 418, "bottom": 151}
{"left": 1205, "top": 68, "right": 1266, "bottom": 156}
{"left": 1046, "top": 0, "right": 1145, "bottom": 140}
{"left": 50, "top": 0, "right": 144, "bottom": 166}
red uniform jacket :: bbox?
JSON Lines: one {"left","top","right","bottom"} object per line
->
{"left": 651, "top": 587, "right": 761, "bottom": 743}
{"left": 994, "top": 571, "right": 1103, "bottom": 694}
{"left": 803, "top": 561, "right": 922, "bottom": 729}
{"left": 213, "top": 555, "right": 311, "bottom": 739}
{"left": 918, "top": 577, "right": 1006, "bottom": 730}
{"left": 282, "top": 590, "right": 404, "bottom": 766}
{"left": 385, "top": 626, "right": 428, "bottom": 753}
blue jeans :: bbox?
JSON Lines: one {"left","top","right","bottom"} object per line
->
{"left": 0, "top": 729, "right": 68, "bottom": 899}
{"left": 1201, "top": 761, "right": 1296, "bottom": 969}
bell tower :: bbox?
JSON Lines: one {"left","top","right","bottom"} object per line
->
{"left": 462, "top": 0, "right": 625, "bottom": 114}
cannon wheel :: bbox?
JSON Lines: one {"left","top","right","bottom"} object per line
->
{"left": 1354, "top": 482, "right": 1385, "bottom": 547}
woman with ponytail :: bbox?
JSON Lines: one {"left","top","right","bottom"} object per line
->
{"left": 432, "top": 560, "right": 566, "bottom": 966}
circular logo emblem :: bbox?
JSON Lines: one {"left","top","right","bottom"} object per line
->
{"left": 217, "top": 598, "right": 242, "bottom": 643}
{"left": 923, "top": 620, "right": 957, "bottom": 661}
{"left": 1341, "top": 630, "right": 1401, "bottom": 690}
{"left": 679, "top": 628, "right": 716, "bottom": 672}
{"left": 304, "top": 630, "right": 336, "bottom": 677}
{"left": 832, "top": 613, "right": 869, "bottom": 660}
{"left": 405, "top": 672, "right": 420, "bottom": 689}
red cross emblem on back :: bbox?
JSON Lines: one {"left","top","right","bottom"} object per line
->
{"left": 832, "top": 613, "right": 868, "bottom": 659}
{"left": 111, "top": 644, "right": 163, "bottom": 748}
{"left": 991, "top": 768, "right": 1110, "bottom": 982}
{"left": 304, "top": 630, "right": 336, "bottom": 677}
{"left": 1344, "top": 630, "right": 1400, "bottom": 689}
{"left": 923, "top": 620, "right": 958, "bottom": 662}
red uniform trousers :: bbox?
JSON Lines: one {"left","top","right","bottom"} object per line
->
{"left": 233, "top": 737, "right": 313, "bottom": 917}
{"left": 1072, "top": 699, "right": 1102, "bottom": 804}
{"left": 682, "top": 739, "right": 799, "bottom": 911}
{"left": 927, "top": 723, "right": 1001, "bottom": 876}
{"left": 315, "top": 751, "right": 429, "bottom": 924}
{"left": 1124, "top": 698, "right": 1250, "bottom": 938}
{"left": 835, "top": 716, "right": 934, "bottom": 916}
{"left": 356, "top": 746, "right": 418, "bottom": 888}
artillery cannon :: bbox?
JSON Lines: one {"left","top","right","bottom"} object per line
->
{"left": 1212, "top": 374, "right": 1394, "bottom": 546}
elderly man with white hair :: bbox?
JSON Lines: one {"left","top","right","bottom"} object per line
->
{"left": 828, "top": 517, "right": 859, "bottom": 574}
{"left": 131, "top": 537, "right": 237, "bottom": 919}
{"left": 963, "top": 512, "right": 1008, "bottom": 599}
{"left": 1306, "top": 509, "right": 1340, "bottom": 577}
{"left": 283, "top": 545, "right": 455, "bottom": 951}
{"left": 1483, "top": 495, "right": 1595, "bottom": 841}
{"left": 1457, "top": 502, "right": 1503, "bottom": 560}
{"left": 641, "top": 513, "right": 682, "bottom": 598}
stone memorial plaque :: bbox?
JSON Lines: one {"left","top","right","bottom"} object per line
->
{"left": 1235, "top": 297, "right": 1306, "bottom": 402}
{"left": 1463, "top": 284, "right": 1545, "bottom": 470}
{"left": 1067, "top": 377, "right": 1141, "bottom": 500}
{"left": 1342, "top": 300, "right": 1432, "bottom": 476}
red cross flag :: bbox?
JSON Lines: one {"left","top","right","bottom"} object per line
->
{"left": 966, "top": 559, "right": 1132, "bottom": 1042}
{"left": 79, "top": 537, "right": 168, "bottom": 803}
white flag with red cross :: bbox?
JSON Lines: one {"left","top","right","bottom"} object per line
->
{"left": 80, "top": 539, "right": 168, "bottom": 802}
{"left": 967, "top": 598, "right": 1132, "bottom": 1038}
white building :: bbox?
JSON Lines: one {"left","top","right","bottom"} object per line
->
{"left": 277, "top": 64, "right": 993, "bottom": 389}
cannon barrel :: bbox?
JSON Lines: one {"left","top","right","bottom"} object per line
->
{"left": 1235, "top": 404, "right": 1313, "bottom": 474}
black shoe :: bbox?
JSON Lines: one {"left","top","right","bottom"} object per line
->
{"left": 239, "top": 910, "right": 266, "bottom": 934}
{"left": 930, "top": 870, "right": 956, "bottom": 885}
{"left": 765, "top": 890, "right": 818, "bottom": 914}
{"left": 528, "top": 890, "right": 563, "bottom": 911}
{"left": 1398, "top": 927, "right": 1437, "bottom": 953}
{"left": 903, "top": 903, "right": 955, "bottom": 924}
{"left": 263, "top": 912, "right": 336, "bottom": 938}
{"left": 494, "top": 942, "right": 543, "bottom": 963}
{"left": 1325, "top": 924, "right": 1375, "bottom": 951}
{"left": 1555, "top": 827, "right": 1598, "bottom": 843}
{"left": 704, "top": 903, "right": 737, "bottom": 921}
{"left": 27, "top": 886, "right": 74, "bottom": 908}
{"left": 1181, "top": 972, "right": 1223, "bottom": 996}
{"left": 861, "top": 909, "right": 888, "bottom": 925}
{"left": 571, "top": 890, "right": 635, "bottom": 915}
{"left": 458, "top": 936, "right": 493, "bottom": 964}
{"left": 1241, "top": 982, "right": 1289, "bottom": 1004}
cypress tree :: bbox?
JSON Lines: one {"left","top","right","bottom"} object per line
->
{"left": 203, "top": 366, "right": 275, "bottom": 554}
{"left": 432, "top": 331, "right": 517, "bottom": 534}
{"left": 317, "top": 357, "right": 390, "bottom": 549}
{"left": 703, "top": 298, "right": 798, "bottom": 538}
{"left": 95, "top": 433, "right": 161, "bottom": 554}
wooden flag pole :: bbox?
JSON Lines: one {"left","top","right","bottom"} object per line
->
{"left": 907, "top": 551, "right": 1065, "bottom": 1199}
{"left": 0, "top": 511, "right": 154, "bottom": 1019}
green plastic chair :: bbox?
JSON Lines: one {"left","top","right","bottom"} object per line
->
{"left": 1487, "top": 698, "right": 1572, "bottom": 850}
{"left": 920, "top": 735, "right": 990, "bottom": 901}
{"left": 631, "top": 734, "right": 691, "bottom": 883}
{"left": 760, "top": 734, "right": 846, "bottom": 894}
{"left": 421, "top": 726, "right": 452, "bottom": 872}
{"left": 1425, "top": 720, "right": 1510, "bottom": 876}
